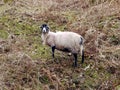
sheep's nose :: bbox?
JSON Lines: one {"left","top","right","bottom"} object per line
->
{"left": 42, "top": 27, "right": 46, "bottom": 32}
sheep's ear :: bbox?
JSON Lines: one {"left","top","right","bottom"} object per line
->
{"left": 47, "top": 26, "right": 50, "bottom": 30}
{"left": 39, "top": 26, "right": 43, "bottom": 34}
{"left": 40, "top": 26, "right": 43, "bottom": 33}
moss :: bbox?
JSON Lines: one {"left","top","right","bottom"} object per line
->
{"left": 30, "top": 43, "right": 51, "bottom": 60}
{"left": 0, "top": 30, "right": 8, "bottom": 39}
{"left": 0, "top": 14, "right": 38, "bottom": 35}
{"left": 3, "top": 0, "right": 13, "bottom": 3}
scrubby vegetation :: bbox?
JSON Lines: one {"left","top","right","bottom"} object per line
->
{"left": 0, "top": 0, "right": 120, "bottom": 90}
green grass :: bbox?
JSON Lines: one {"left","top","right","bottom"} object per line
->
{"left": 0, "top": 30, "right": 8, "bottom": 39}
{"left": 0, "top": 0, "right": 120, "bottom": 89}
{"left": 3, "top": 0, "right": 14, "bottom": 3}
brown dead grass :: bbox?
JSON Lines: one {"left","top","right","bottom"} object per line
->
{"left": 0, "top": 0, "right": 120, "bottom": 90}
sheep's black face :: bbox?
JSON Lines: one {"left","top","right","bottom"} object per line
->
{"left": 40, "top": 24, "right": 49, "bottom": 33}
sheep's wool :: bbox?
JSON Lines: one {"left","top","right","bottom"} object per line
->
{"left": 43, "top": 31, "right": 83, "bottom": 53}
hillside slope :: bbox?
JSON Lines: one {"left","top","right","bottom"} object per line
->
{"left": 0, "top": 0, "right": 120, "bottom": 90}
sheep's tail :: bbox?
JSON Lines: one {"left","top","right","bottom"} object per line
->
{"left": 80, "top": 37, "right": 84, "bottom": 63}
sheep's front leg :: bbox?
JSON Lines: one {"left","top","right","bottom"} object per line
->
{"left": 51, "top": 46, "right": 55, "bottom": 58}
{"left": 73, "top": 53, "right": 77, "bottom": 67}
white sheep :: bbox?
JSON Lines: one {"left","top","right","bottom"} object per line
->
{"left": 40, "top": 24, "right": 84, "bottom": 67}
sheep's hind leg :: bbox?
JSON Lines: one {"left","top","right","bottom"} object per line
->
{"left": 73, "top": 53, "right": 78, "bottom": 67}
{"left": 52, "top": 46, "right": 55, "bottom": 58}
{"left": 81, "top": 50, "right": 84, "bottom": 63}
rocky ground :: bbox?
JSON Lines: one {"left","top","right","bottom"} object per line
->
{"left": 0, "top": 0, "right": 120, "bottom": 90}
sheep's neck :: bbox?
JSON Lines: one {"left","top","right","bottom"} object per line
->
{"left": 43, "top": 33, "right": 49, "bottom": 39}
{"left": 42, "top": 33, "right": 49, "bottom": 44}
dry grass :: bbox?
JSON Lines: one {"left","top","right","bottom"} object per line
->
{"left": 0, "top": 0, "right": 120, "bottom": 90}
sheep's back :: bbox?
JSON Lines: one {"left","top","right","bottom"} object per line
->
{"left": 55, "top": 32, "right": 81, "bottom": 52}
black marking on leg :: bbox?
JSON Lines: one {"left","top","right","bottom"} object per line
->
{"left": 73, "top": 53, "right": 77, "bottom": 67}
{"left": 81, "top": 50, "right": 84, "bottom": 63}
{"left": 52, "top": 46, "right": 55, "bottom": 58}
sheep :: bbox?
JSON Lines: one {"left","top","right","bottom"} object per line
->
{"left": 40, "top": 24, "right": 84, "bottom": 67}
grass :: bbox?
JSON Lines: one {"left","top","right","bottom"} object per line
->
{"left": 0, "top": 0, "right": 120, "bottom": 90}
{"left": 0, "top": 30, "right": 8, "bottom": 39}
